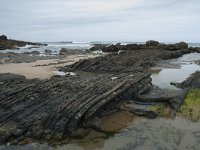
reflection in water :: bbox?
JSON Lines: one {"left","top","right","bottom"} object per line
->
{"left": 97, "top": 117, "right": 200, "bottom": 150}
{"left": 151, "top": 63, "right": 200, "bottom": 89}
{"left": 58, "top": 117, "right": 200, "bottom": 150}
{"left": 175, "top": 52, "right": 200, "bottom": 62}
{"left": 2, "top": 117, "right": 199, "bottom": 150}
{"left": 151, "top": 53, "right": 200, "bottom": 89}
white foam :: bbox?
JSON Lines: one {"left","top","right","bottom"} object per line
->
{"left": 111, "top": 77, "right": 118, "bottom": 80}
{"left": 52, "top": 71, "right": 66, "bottom": 76}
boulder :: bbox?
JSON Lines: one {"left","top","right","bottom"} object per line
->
{"left": 146, "top": 40, "right": 159, "bottom": 47}
{"left": 44, "top": 49, "right": 52, "bottom": 55}
{"left": 176, "top": 71, "right": 200, "bottom": 89}
{"left": 175, "top": 42, "right": 188, "bottom": 50}
{"left": 156, "top": 44, "right": 176, "bottom": 51}
{"left": 59, "top": 48, "right": 87, "bottom": 55}
{"left": 23, "top": 51, "right": 40, "bottom": 55}
{"left": 89, "top": 44, "right": 107, "bottom": 51}
{"left": 188, "top": 47, "right": 200, "bottom": 53}
{"left": 0, "top": 35, "right": 7, "bottom": 40}
{"left": 102, "top": 44, "right": 119, "bottom": 52}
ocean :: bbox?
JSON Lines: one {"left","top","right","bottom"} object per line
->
{"left": 1, "top": 41, "right": 200, "bottom": 54}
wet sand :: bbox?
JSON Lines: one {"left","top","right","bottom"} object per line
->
{"left": 0, "top": 55, "right": 97, "bottom": 79}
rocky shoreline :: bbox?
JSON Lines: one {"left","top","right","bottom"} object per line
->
{"left": 0, "top": 39, "right": 200, "bottom": 145}
{"left": 0, "top": 35, "right": 46, "bottom": 50}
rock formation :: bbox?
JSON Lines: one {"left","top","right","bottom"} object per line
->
{"left": 0, "top": 35, "right": 47, "bottom": 50}
{"left": 0, "top": 41, "right": 196, "bottom": 144}
{"left": 0, "top": 35, "right": 7, "bottom": 40}
{"left": 89, "top": 41, "right": 190, "bottom": 53}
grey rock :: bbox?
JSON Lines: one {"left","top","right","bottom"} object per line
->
{"left": 0, "top": 35, "right": 7, "bottom": 40}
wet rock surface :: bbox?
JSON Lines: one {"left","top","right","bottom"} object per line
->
{"left": 0, "top": 72, "right": 151, "bottom": 144}
{"left": 176, "top": 71, "right": 200, "bottom": 89}
{"left": 172, "top": 71, "right": 200, "bottom": 122}
{"left": 136, "top": 86, "right": 189, "bottom": 110}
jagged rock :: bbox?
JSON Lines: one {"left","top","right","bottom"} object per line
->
{"left": 44, "top": 49, "right": 52, "bottom": 55}
{"left": 102, "top": 44, "right": 119, "bottom": 52}
{"left": 123, "top": 44, "right": 145, "bottom": 50}
{"left": 23, "top": 51, "right": 40, "bottom": 55}
{"left": 0, "top": 35, "right": 7, "bottom": 40}
{"left": 61, "top": 49, "right": 190, "bottom": 74}
{"left": 175, "top": 42, "right": 188, "bottom": 50}
{"left": 0, "top": 71, "right": 151, "bottom": 143}
{"left": 89, "top": 41, "right": 191, "bottom": 52}
{"left": 146, "top": 40, "right": 159, "bottom": 47}
{"left": 156, "top": 44, "right": 176, "bottom": 51}
{"left": 59, "top": 48, "right": 87, "bottom": 55}
{"left": 89, "top": 44, "right": 107, "bottom": 51}
{"left": 156, "top": 42, "right": 188, "bottom": 51}
{"left": 0, "top": 36, "right": 47, "bottom": 50}
{"left": 176, "top": 71, "right": 200, "bottom": 89}
{"left": 136, "top": 86, "right": 189, "bottom": 110}
{"left": 188, "top": 47, "right": 200, "bottom": 53}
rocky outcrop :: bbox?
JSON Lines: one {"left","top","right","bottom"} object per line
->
{"left": 0, "top": 46, "right": 195, "bottom": 144}
{"left": 176, "top": 71, "right": 200, "bottom": 89}
{"left": 0, "top": 71, "right": 151, "bottom": 143}
{"left": 0, "top": 35, "right": 7, "bottom": 40}
{"left": 0, "top": 52, "right": 60, "bottom": 63}
{"left": 156, "top": 42, "right": 188, "bottom": 51}
{"left": 23, "top": 51, "right": 40, "bottom": 55}
{"left": 61, "top": 49, "right": 190, "bottom": 74}
{"left": 0, "top": 35, "right": 47, "bottom": 50}
{"left": 175, "top": 42, "right": 188, "bottom": 50}
{"left": 59, "top": 48, "right": 88, "bottom": 55}
{"left": 89, "top": 41, "right": 190, "bottom": 53}
{"left": 44, "top": 49, "right": 52, "bottom": 55}
{"left": 146, "top": 40, "right": 159, "bottom": 47}
{"left": 189, "top": 47, "right": 200, "bottom": 53}
{"left": 136, "top": 86, "right": 189, "bottom": 110}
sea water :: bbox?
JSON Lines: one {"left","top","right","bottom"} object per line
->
{"left": 151, "top": 53, "right": 200, "bottom": 89}
{"left": 1, "top": 41, "right": 200, "bottom": 55}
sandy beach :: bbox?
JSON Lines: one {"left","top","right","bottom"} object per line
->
{"left": 0, "top": 54, "right": 98, "bottom": 79}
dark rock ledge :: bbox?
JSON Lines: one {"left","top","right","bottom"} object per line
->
{"left": 0, "top": 35, "right": 47, "bottom": 50}
{"left": 0, "top": 42, "right": 198, "bottom": 144}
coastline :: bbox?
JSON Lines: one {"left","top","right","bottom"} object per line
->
{"left": 0, "top": 39, "right": 200, "bottom": 149}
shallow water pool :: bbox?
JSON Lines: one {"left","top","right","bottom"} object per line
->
{"left": 151, "top": 53, "right": 200, "bottom": 89}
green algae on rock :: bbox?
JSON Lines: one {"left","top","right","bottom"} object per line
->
{"left": 149, "top": 104, "right": 173, "bottom": 118}
{"left": 178, "top": 89, "right": 200, "bottom": 122}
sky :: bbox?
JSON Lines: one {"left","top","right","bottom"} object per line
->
{"left": 0, "top": 0, "right": 200, "bottom": 42}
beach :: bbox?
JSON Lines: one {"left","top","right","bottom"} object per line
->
{"left": 0, "top": 38, "right": 200, "bottom": 150}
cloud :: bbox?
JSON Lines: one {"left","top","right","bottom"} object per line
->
{"left": 0, "top": 0, "right": 199, "bottom": 42}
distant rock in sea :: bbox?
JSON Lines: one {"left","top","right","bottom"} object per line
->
{"left": 0, "top": 35, "right": 47, "bottom": 50}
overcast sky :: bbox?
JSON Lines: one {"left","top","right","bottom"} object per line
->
{"left": 0, "top": 0, "right": 200, "bottom": 42}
